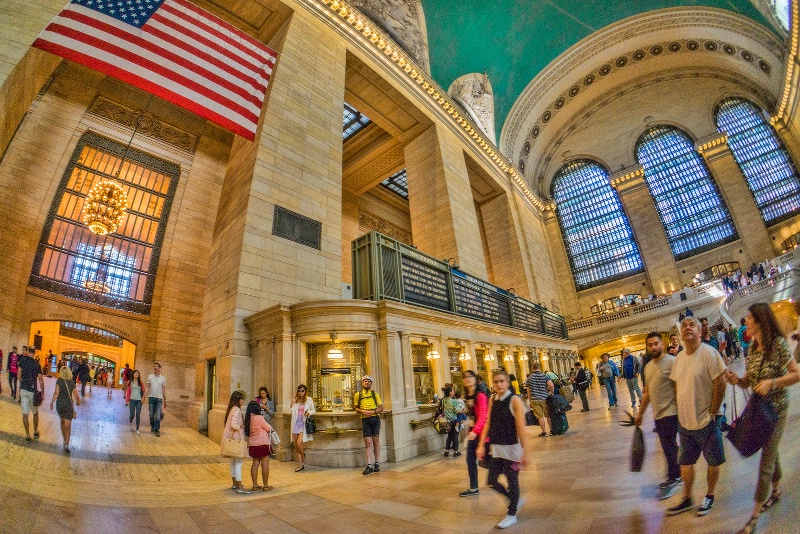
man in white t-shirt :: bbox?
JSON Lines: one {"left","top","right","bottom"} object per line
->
{"left": 666, "top": 317, "right": 727, "bottom": 518}
{"left": 144, "top": 362, "right": 167, "bottom": 437}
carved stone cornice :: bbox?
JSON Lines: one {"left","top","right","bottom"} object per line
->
{"left": 610, "top": 165, "right": 646, "bottom": 193}
{"left": 87, "top": 96, "right": 196, "bottom": 152}
{"left": 695, "top": 132, "right": 730, "bottom": 161}
{"left": 501, "top": 7, "right": 785, "bottom": 163}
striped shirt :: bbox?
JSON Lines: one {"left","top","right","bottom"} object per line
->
{"left": 526, "top": 372, "right": 551, "bottom": 400}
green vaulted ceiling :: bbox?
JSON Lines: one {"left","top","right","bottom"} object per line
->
{"left": 422, "top": 1, "right": 775, "bottom": 138}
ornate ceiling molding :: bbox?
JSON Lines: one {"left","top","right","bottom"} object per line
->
{"left": 772, "top": 0, "right": 799, "bottom": 127}
{"left": 530, "top": 67, "right": 776, "bottom": 197}
{"left": 501, "top": 7, "right": 785, "bottom": 163}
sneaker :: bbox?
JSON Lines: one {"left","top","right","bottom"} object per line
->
{"left": 609, "top": 405, "right": 614, "bottom": 410}
{"left": 658, "top": 480, "right": 682, "bottom": 500}
{"left": 666, "top": 497, "right": 693, "bottom": 516}
{"left": 25, "top": 436, "right": 31, "bottom": 443}
{"left": 373, "top": 463, "right": 380, "bottom": 472}
{"left": 155, "top": 431, "right": 161, "bottom": 437}
{"left": 362, "top": 465, "right": 373, "bottom": 475}
{"left": 459, "top": 488, "right": 479, "bottom": 497}
{"left": 235, "top": 487, "right": 253, "bottom": 494}
{"left": 697, "top": 495, "right": 714, "bottom": 516}
{"left": 538, "top": 432, "right": 547, "bottom": 437}
{"left": 497, "top": 515, "right": 517, "bottom": 529}
{"left": 659, "top": 477, "right": 682, "bottom": 489}
{"left": 444, "top": 451, "right": 449, "bottom": 457}
{"left": 453, "top": 451, "right": 462, "bottom": 457}
{"left": 136, "top": 430, "right": 140, "bottom": 435}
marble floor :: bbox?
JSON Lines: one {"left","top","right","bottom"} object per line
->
{"left": 0, "top": 363, "right": 798, "bottom": 534}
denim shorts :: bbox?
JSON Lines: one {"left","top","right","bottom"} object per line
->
{"left": 679, "top": 420, "right": 726, "bottom": 467}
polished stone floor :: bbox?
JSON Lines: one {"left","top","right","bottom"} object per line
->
{"left": 0, "top": 362, "right": 798, "bottom": 534}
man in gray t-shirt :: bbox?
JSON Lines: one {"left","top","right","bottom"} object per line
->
{"left": 635, "top": 332, "right": 680, "bottom": 499}
{"left": 144, "top": 362, "right": 167, "bottom": 437}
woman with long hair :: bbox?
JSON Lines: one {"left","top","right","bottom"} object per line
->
{"left": 49, "top": 366, "right": 80, "bottom": 453}
{"left": 222, "top": 390, "right": 251, "bottom": 494}
{"left": 256, "top": 386, "right": 277, "bottom": 459}
{"left": 245, "top": 400, "right": 274, "bottom": 491}
{"left": 458, "top": 369, "right": 488, "bottom": 497}
{"left": 125, "top": 370, "right": 145, "bottom": 434}
{"left": 290, "top": 383, "right": 316, "bottom": 472}
{"left": 726, "top": 303, "right": 800, "bottom": 533}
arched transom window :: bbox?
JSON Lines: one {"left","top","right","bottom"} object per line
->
{"left": 30, "top": 132, "right": 180, "bottom": 315}
{"left": 715, "top": 97, "right": 800, "bottom": 225}
{"left": 635, "top": 126, "right": 737, "bottom": 260}
{"left": 552, "top": 160, "right": 643, "bottom": 290}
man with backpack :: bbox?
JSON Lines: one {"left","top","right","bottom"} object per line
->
{"left": 354, "top": 375, "right": 383, "bottom": 475}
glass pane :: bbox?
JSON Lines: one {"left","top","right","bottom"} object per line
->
{"left": 552, "top": 160, "right": 644, "bottom": 290}
{"left": 715, "top": 98, "right": 800, "bottom": 225}
{"left": 635, "top": 126, "right": 737, "bottom": 259}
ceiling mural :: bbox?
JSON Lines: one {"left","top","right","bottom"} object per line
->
{"left": 421, "top": 0, "right": 776, "bottom": 139}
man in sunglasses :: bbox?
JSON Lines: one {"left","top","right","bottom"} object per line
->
{"left": 354, "top": 375, "right": 383, "bottom": 474}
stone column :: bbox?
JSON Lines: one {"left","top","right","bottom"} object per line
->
{"left": 405, "top": 125, "right": 488, "bottom": 278}
{"left": 612, "top": 165, "right": 681, "bottom": 294}
{"left": 542, "top": 210, "right": 581, "bottom": 317}
{"left": 696, "top": 133, "right": 775, "bottom": 260}
{"left": 398, "top": 333, "right": 416, "bottom": 408}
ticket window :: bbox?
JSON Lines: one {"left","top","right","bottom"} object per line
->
{"left": 306, "top": 341, "right": 366, "bottom": 411}
{"left": 412, "top": 344, "right": 435, "bottom": 404}
{"left": 475, "top": 348, "right": 486, "bottom": 376}
{"left": 447, "top": 346, "right": 463, "bottom": 395}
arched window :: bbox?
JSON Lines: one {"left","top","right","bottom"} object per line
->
{"left": 715, "top": 97, "right": 800, "bottom": 224}
{"left": 635, "top": 126, "right": 737, "bottom": 259}
{"left": 30, "top": 132, "right": 180, "bottom": 315}
{"left": 551, "top": 160, "right": 643, "bottom": 290}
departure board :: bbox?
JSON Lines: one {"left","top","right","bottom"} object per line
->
{"left": 453, "top": 272, "right": 511, "bottom": 325}
{"left": 400, "top": 255, "right": 450, "bottom": 311}
{"left": 511, "top": 299, "right": 545, "bottom": 333}
{"left": 543, "top": 313, "right": 567, "bottom": 338}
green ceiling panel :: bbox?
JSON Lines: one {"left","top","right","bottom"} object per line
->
{"left": 422, "top": 1, "right": 775, "bottom": 139}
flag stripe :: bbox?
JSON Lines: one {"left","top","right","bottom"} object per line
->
{"left": 33, "top": 38, "right": 255, "bottom": 139}
{"left": 54, "top": 10, "right": 265, "bottom": 107}
{"left": 161, "top": 1, "right": 270, "bottom": 65}
{"left": 43, "top": 22, "right": 260, "bottom": 121}
{"left": 32, "top": 0, "right": 276, "bottom": 141}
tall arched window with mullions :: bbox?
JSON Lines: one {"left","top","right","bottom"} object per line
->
{"left": 635, "top": 126, "right": 737, "bottom": 259}
{"left": 715, "top": 97, "right": 800, "bottom": 224}
{"left": 551, "top": 160, "right": 644, "bottom": 290}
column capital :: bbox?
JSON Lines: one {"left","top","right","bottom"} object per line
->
{"left": 610, "top": 165, "right": 645, "bottom": 193}
{"left": 695, "top": 133, "right": 730, "bottom": 161}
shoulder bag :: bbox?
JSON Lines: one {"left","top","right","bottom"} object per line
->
{"left": 726, "top": 356, "right": 779, "bottom": 458}
{"left": 221, "top": 437, "right": 247, "bottom": 458}
{"left": 269, "top": 429, "right": 281, "bottom": 446}
{"left": 305, "top": 413, "right": 317, "bottom": 435}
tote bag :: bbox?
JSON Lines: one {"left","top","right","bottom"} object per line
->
{"left": 726, "top": 393, "right": 777, "bottom": 458}
{"left": 221, "top": 437, "right": 247, "bottom": 458}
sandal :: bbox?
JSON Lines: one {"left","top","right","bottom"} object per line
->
{"left": 252, "top": 485, "right": 263, "bottom": 491}
{"left": 761, "top": 488, "right": 781, "bottom": 512}
{"left": 263, "top": 486, "right": 274, "bottom": 491}
{"left": 295, "top": 465, "right": 305, "bottom": 472}
{"left": 736, "top": 515, "right": 759, "bottom": 534}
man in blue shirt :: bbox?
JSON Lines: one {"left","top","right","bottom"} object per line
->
{"left": 700, "top": 318, "right": 719, "bottom": 350}
{"left": 621, "top": 348, "right": 643, "bottom": 409}
{"left": 598, "top": 354, "right": 620, "bottom": 409}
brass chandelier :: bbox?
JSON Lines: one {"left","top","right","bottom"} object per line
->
{"left": 83, "top": 181, "right": 128, "bottom": 236}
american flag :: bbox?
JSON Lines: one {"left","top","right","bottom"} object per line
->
{"left": 33, "top": 0, "right": 277, "bottom": 141}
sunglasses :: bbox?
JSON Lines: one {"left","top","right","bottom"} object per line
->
{"left": 297, "top": 389, "right": 306, "bottom": 392}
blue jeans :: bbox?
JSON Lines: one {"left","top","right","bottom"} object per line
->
{"left": 148, "top": 397, "right": 163, "bottom": 432}
{"left": 604, "top": 377, "right": 617, "bottom": 406}
{"left": 625, "top": 378, "right": 642, "bottom": 407}
{"left": 129, "top": 399, "right": 142, "bottom": 430}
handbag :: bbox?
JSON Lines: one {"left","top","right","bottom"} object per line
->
{"left": 269, "top": 429, "right": 281, "bottom": 446}
{"left": 726, "top": 391, "right": 777, "bottom": 458}
{"left": 220, "top": 437, "right": 247, "bottom": 458}
{"left": 305, "top": 414, "right": 317, "bottom": 435}
{"left": 34, "top": 390, "right": 44, "bottom": 407}
{"left": 433, "top": 414, "right": 451, "bottom": 434}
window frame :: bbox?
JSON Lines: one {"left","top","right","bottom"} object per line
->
{"left": 551, "top": 159, "right": 644, "bottom": 291}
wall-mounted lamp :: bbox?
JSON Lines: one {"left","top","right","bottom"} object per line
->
{"left": 520, "top": 353, "right": 529, "bottom": 361}
{"left": 503, "top": 354, "right": 514, "bottom": 362}
{"left": 456, "top": 341, "right": 471, "bottom": 361}
{"left": 422, "top": 337, "right": 440, "bottom": 360}
{"left": 327, "top": 332, "right": 343, "bottom": 360}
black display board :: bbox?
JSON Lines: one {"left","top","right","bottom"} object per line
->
{"left": 400, "top": 255, "right": 450, "bottom": 311}
{"left": 453, "top": 271, "right": 511, "bottom": 325}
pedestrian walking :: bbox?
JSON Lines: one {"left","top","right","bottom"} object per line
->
{"left": 477, "top": 370, "right": 528, "bottom": 529}
{"left": 18, "top": 347, "right": 44, "bottom": 443}
{"left": 599, "top": 353, "right": 619, "bottom": 409}
{"left": 222, "top": 390, "right": 251, "bottom": 494}
{"left": 666, "top": 317, "right": 727, "bottom": 517}
{"left": 526, "top": 361, "right": 554, "bottom": 436}
{"left": 7, "top": 346, "right": 19, "bottom": 398}
{"left": 634, "top": 332, "right": 681, "bottom": 500}
{"left": 125, "top": 370, "right": 144, "bottom": 434}
{"left": 245, "top": 400, "right": 274, "bottom": 491}
{"left": 458, "top": 369, "right": 488, "bottom": 497}
{"left": 50, "top": 366, "right": 80, "bottom": 453}
{"left": 144, "top": 362, "right": 167, "bottom": 437}
{"left": 572, "top": 362, "right": 590, "bottom": 411}
{"left": 725, "top": 303, "right": 800, "bottom": 533}
{"left": 621, "top": 348, "right": 643, "bottom": 408}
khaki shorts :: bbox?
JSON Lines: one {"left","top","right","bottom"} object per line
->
{"left": 20, "top": 390, "right": 37, "bottom": 415}
{"left": 530, "top": 399, "right": 549, "bottom": 419}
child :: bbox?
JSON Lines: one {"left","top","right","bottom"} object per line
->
{"left": 477, "top": 370, "right": 528, "bottom": 529}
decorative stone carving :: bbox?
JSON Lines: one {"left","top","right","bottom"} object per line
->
{"left": 348, "top": 0, "right": 430, "bottom": 73}
{"left": 447, "top": 72, "right": 497, "bottom": 144}
{"left": 88, "top": 96, "right": 196, "bottom": 152}
{"left": 359, "top": 211, "right": 412, "bottom": 244}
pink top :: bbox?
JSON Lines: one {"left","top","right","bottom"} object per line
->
{"left": 472, "top": 391, "right": 489, "bottom": 437}
{"left": 249, "top": 414, "right": 272, "bottom": 446}
{"left": 222, "top": 406, "right": 244, "bottom": 441}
